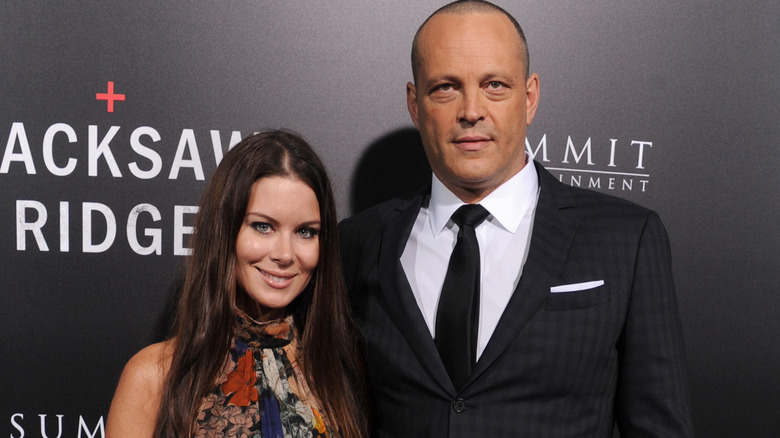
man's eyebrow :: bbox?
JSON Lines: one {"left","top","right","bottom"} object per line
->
{"left": 425, "top": 75, "right": 461, "bottom": 87}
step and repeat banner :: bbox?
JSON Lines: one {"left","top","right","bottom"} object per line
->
{"left": 2, "top": 1, "right": 778, "bottom": 436}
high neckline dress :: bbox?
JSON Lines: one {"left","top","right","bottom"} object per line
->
{"left": 192, "top": 310, "right": 335, "bottom": 438}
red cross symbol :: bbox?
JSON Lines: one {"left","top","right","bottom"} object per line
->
{"left": 96, "top": 81, "right": 125, "bottom": 113}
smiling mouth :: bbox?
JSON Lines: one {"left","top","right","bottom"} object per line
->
{"left": 258, "top": 269, "right": 295, "bottom": 288}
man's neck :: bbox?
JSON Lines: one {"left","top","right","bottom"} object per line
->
{"left": 443, "top": 159, "right": 531, "bottom": 204}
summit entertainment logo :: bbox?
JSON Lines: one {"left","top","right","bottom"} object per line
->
{"left": 526, "top": 134, "right": 654, "bottom": 193}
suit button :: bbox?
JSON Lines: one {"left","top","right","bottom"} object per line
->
{"left": 452, "top": 398, "right": 467, "bottom": 413}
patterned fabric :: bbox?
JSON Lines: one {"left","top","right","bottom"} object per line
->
{"left": 338, "top": 161, "right": 694, "bottom": 437}
{"left": 193, "top": 310, "right": 335, "bottom": 438}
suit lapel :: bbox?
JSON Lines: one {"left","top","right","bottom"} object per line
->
{"left": 471, "top": 162, "right": 578, "bottom": 381}
{"left": 376, "top": 192, "right": 454, "bottom": 392}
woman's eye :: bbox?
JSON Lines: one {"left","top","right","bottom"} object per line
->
{"left": 297, "top": 227, "right": 319, "bottom": 239}
{"left": 252, "top": 222, "right": 272, "bottom": 233}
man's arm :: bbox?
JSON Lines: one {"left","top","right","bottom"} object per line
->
{"left": 614, "top": 212, "right": 694, "bottom": 436}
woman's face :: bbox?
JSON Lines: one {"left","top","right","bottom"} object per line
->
{"left": 234, "top": 176, "right": 321, "bottom": 321}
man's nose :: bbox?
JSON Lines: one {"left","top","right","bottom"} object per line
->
{"left": 458, "top": 89, "right": 485, "bottom": 125}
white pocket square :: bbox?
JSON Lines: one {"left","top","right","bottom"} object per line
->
{"left": 550, "top": 280, "right": 605, "bottom": 293}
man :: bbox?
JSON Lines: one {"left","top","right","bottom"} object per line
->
{"left": 339, "top": 1, "right": 694, "bottom": 436}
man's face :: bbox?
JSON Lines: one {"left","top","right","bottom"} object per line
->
{"left": 407, "top": 12, "right": 539, "bottom": 201}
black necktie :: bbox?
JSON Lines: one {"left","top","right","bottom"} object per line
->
{"left": 435, "top": 204, "right": 490, "bottom": 391}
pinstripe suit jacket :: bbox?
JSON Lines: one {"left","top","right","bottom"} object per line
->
{"left": 339, "top": 161, "right": 693, "bottom": 437}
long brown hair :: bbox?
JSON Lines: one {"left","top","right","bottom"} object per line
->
{"left": 155, "top": 130, "right": 366, "bottom": 437}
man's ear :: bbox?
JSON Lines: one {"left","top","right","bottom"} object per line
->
{"left": 406, "top": 82, "right": 420, "bottom": 129}
{"left": 525, "top": 73, "right": 540, "bottom": 126}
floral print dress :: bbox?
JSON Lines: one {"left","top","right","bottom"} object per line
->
{"left": 193, "top": 310, "right": 334, "bottom": 438}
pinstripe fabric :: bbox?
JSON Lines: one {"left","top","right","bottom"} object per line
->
{"left": 339, "top": 161, "right": 694, "bottom": 437}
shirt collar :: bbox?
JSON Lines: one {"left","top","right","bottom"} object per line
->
{"left": 429, "top": 158, "right": 539, "bottom": 235}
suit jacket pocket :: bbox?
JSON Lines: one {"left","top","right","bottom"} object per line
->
{"left": 545, "top": 284, "right": 609, "bottom": 311}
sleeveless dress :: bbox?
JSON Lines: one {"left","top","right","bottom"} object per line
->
{"left": 192, "top": 310, "right": 335, "bottom": 437}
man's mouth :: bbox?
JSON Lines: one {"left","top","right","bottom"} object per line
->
{"left": 454, "top": 135, "right": 491, "bottom": 151}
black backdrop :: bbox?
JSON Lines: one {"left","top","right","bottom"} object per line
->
{"left": 2, "top": 1, "right": 778, "bottom": 437}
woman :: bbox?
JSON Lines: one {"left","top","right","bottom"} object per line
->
{"left": 107, "top": 130, "right": 366, "bottom": 438}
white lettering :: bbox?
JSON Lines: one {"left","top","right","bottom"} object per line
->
{"left": 77, "top": 416, "right": 105, "bottom": 438}
{"left": 128, "top": 126, "right": 163, "bottom": 179}
{"left": 211, "top": 130, "right": 243, "bottom": 166}
{"left": 43, "top": 123, "right": 78, "bottom": 176}
{"left": 562, "top": 136, "right": 594, "bottom": 165}
{"left": 82, "top": 202, "right": 117, "bottom": 253}
{"left": 39, "top": 414, "right": 63, "bottom": 438}
{"left": 16, "top": 200, "right": 49, "bottom": 251}
{"left": 631, "top": 140, "right": 652, "bottom": 169}
{"left": 608, "top": 138, "right": 618, "bottom": 167}
{"left": 174, "top": 205, "right": 199, "bottom": 256}
{"left": 15, "top": 200, "right": 201, "bottom": 255}
{"left": 88, "top": 125, "right": 122, "bottom": 177}
{"left": 169, "top": 129, "right": 204, "bottom": 180}
{"left": 10, "top": 413, "right": 24, "bottom": 438}
{"left": 1, "top": 122, "right": 36, "bottom": 174}
{"left": 525, "top": 134, "right": 549, "bottom": 162}
{"left": 127, "top": 204, "right": 162, "bottom": 255}
{"left": 60, "top": 201, "right": 69, "bottom": 252}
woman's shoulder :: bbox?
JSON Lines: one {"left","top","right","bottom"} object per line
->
{"left": 115, "top": 341, "right": 174, "bottom": 397}
{"left": 125, "top": 341, "right": 173, "bottom": 378}
{"left": 106, "top": 340, "right": 175, "bottom": 437}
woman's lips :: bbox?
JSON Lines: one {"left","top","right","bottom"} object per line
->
{"left": 258, "top": 268, "right": 295, "bottom": 288}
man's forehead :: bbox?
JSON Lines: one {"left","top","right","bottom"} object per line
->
{"left": 416, "top": 12, "right": 524, "bottom": 71}
{"left": 423, "top": 11, "right": 512, "bottom": 35}
{"left": 419, "top": 12, "right": 521, "bottom": 53}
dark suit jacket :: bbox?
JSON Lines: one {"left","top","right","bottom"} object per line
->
{"left": 339, "top": 161, "right": 693, "bottom": 437}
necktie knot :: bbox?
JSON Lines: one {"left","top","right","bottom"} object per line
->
{"left": 451, "top": 204, "right": 489, "bottom": 228}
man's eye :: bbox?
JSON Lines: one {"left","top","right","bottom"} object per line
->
{"left": 487, "top": 81, "right": 505, "bottom": 89}
{"left": 432, "top": 83, "right": 454, "bottom": 93}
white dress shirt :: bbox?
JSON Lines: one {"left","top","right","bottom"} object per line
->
{"left": 401, "top": 160, "right": 540, "bottom": 359}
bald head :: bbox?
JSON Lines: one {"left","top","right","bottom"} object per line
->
{"left": 411, "top": 0, "right": 530, "bottom": 83}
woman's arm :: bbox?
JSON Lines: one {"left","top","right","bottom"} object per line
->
{"left": 106, "top": 341, "right": 171, "bottom": 438}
